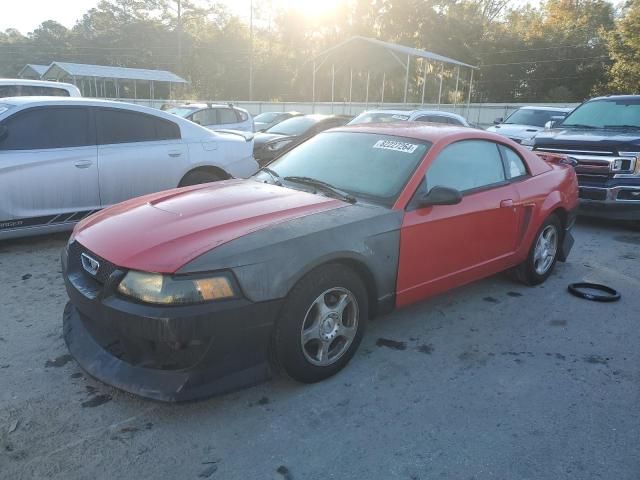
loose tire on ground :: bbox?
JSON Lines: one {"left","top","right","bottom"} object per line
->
{"left": 514, "top": 214, "right": 562, "bottom": 286}
{"left": 178, "top": 170, "right": 224, "bottom": 187}
{"left": 272, "top": 264, "right": 368, "bottom": 384}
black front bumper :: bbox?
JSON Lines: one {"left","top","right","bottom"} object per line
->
{"left": 579, "top": 200, "right": 640, "bottom": 221}
{"left": 578, "top": 181, "right": 640, "bottom": 221}
{"left": 62, "top": 244, "right": 283, "bottom": 402}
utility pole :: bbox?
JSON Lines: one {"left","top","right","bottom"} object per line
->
{"left": 249, "top": 0, "right": 254, "bottom": 101}
{"left": 177, "top": 0, "right": 182, "bottom": 73}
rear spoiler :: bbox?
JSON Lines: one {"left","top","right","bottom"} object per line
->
{"left": 534, "top": 151, "right": 577, "bottom": 167}
{"left": 213, "top": 129, "right": 254, "bottom": 142}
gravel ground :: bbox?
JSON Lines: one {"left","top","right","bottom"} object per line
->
{"left": 1, "top": 219, "right": 639, "bottom": 480}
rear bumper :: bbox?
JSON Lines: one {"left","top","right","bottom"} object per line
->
{"left": 62, "top": 245, "right": 282, "bottom": 402}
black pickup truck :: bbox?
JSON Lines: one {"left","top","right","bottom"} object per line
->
{"left": 526, "top": 95, "right": 640, "bottom": 222}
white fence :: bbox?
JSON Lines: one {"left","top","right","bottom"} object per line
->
{"left": 111, "top": 99, "right": 579, "bottom": 128}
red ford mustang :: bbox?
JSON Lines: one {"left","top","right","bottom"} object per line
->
{"left": 62, "top": 124, "right": 578, "bottom": 401}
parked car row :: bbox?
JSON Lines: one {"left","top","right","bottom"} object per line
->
{"left": 489, "top": 98, "right": 640, "bottom": 224}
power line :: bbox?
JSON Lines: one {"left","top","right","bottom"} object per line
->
{"left": 476, "top": 73, "right": 593, "bottom": 83}
{"left": 481, "top": 55, "right": 609, "bottom": 67}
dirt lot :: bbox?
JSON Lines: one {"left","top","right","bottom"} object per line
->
{"left": 1, "top": 219, "right": 639, "bottom": 480}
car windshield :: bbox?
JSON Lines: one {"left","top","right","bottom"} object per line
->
{"left": 503, "top": 109, "right": 566, "bottom": 127}
{"left": 254, "top": 112, "right": 281, "bottom": 123}
{"left": 266, "top": 116, "right": 318, "bottom": 135}
{"left": 561, "top": 98, "right": 640, "bottom": 129}
{"left": 349, "top": 112, "right": 410, "bottom": 125}
{"left": 166, "top": 107, "right": 198, "bottom": 118}
{"left": 254, "top": 132, "right": 430, "bottom": 204}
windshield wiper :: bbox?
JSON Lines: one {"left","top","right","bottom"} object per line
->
{"left": 561, "top": 123, "right": 598, "bottom": 129}
{"left": 283, "top": 176, "right": 357, "bottom": 204}
{"left": 260, "top": 167, "right": 282, "bottom": 186}
{"left": 603, "top": 124, "right": 640, "bottom": 130}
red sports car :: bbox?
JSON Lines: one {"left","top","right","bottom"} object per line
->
{"left": 62, "top": 124, "right": 578, "bottom": 401}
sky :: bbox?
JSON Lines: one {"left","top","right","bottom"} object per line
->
{"left": 0, "top": 0, "right": 627, "bottom": 34}
{"left": 0, "top": 0, "right": 345, "bottom": 34}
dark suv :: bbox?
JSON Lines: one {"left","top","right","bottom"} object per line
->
{"left": 528, "top": 95, "right": 640, "bottom": 222}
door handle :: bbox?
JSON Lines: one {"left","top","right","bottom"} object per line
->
{"left": 168, "top": 151, "right": 182, "bottom": 158}
{"left": 500, "top": 199, "right": 514, "bottom": 208}
{"left": 74, "top": 160, "right": 93, "bottom": 169}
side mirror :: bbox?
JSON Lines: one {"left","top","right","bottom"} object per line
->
{"left": 420, "top": 186, "right": 463, "bottom": 207}
{"left": 493, "top": 117, "right": 503, "bottom": 125}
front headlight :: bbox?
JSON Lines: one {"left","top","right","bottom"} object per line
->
{"left": 266, "top": 139, "right": 293, "bottom": 151}
{"left": 520, "top": 137, "right": 535, "bottom": 150}
{"left": 117, "top": 271, "right": 236, "bottom": 305}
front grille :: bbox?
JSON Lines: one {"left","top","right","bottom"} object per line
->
{"left": 577, "top": 174, "right": 609, "bottom": 187}
{"left": 579, "top": 188, "right": 607, "bottom": 201}
{"left": 536, "top": 146, "right": 614, "bottom": 156}
{"left": 68, "top": 241, "right": 119, "bottom": 285}
{"left": 617, "top": 190, "right": 640, "bottom": 201}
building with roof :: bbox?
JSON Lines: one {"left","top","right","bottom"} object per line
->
{"left": 17, "top": 62, "right": 188, "bottom": 99}
{"left": 18, "top": 64, "right": 49, "bottom": 79}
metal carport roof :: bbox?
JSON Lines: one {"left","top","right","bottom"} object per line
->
{"left": 18, "top": 64, "right": 49, "bottom": 79}
{"left": 310, "top": 36, "right": 477, "bottom": 106}
{"left": 41, "top": 62, "right": 187, "bottom": 83}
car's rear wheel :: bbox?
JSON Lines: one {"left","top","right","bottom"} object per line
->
{"left": 178, "top": 170, "right": 224, "bottom": 187}
{"left": 273, "top": 264, "right": 368, "bottom": 383}
{"left": 514, "top": 215, "right": 562, "bottom": 285}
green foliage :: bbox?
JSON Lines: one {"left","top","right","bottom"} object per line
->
{"left": 0, "top": 0, "right": 635, "bottom": 101}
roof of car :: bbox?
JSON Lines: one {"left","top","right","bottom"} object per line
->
{"left": 0, "top": 96, "right": 220, "bottom": 137}
{"left": 518, "top": 105, "right": 573, "bottom": 112}
{"left": 587, "top": 95, "right": 640, "bottom": 102}
{"left": 360, "top": 109, "right": 462, "bottom": 116}
{"left": 332, "top": 122, "right": 502, "bottom": 143}
{"left": 171, "top": 103, "right": 250, "bottom": 112}
{"left": 0, "top": 78, "right": 78, "bottom": 89}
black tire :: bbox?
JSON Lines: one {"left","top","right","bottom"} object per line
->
{"left": 273, "top": 264, "right": 368, "bottom": 384}
{"left": 514, "top": 214, "right": 562, "bottom": 286}
{"left": 178, "top": 170, "right": 224, "bottom": 187}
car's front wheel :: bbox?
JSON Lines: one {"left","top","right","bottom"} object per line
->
{"left": 515, "top": 215, "right": 562, "bottom": 285}
{"left": 273, "top": 264, "right": 368, "bottom": 383}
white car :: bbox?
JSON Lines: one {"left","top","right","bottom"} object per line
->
{"left": 0, "top": 97, "right": 258, "bottom": 240}
{"left": 0, "top": 79, "right": 81, "bottom": 98}
{"left": 348, "top": 109, "right": 473, "bottom": 127}
{"left": 486, "top": 106, "right": 573, "bottom": 144}
{"left": 166, "top": 103, "right": 254, "bottom": 132}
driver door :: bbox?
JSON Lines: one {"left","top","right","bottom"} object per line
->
{"left": 396, "top": 139, "right": 521, "bottom": 307}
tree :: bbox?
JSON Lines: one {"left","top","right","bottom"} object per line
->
{"left": 603, "top": 0, "right": 640, "bottom": 93}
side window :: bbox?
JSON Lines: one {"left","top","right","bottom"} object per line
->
{"left": 97, "top": 109, "right": 179, "bottom": 144}
{"left": 0, "top": 107, "right": 92, "bottom": 150}
{"left": 426, "top": 140, "right": 506, "bottom": 192}
{"left": 24, "top": 86, "right": 70, "bottom": 97}
{"left": 235, "top": 110, "right": 249, "bottom": 122}
{"left": 218, "top": 108, "right": 238, "bottom": 124}
{"left": 446, "top": 116, "right": 464, "bottom": 126}
{"left": 191, "top": 109, "right": 215, "bottom": 126}
{"left": 0, "top": 85, "right": 19, "bottom": 97}
{"left": 155, "top": 118, "right": 181, "bottom": 140}
{"left": 499, "top": 145, "right": 528, "bottom": 179}
{"left": 416, "top": 115, "right": 450, "bottom": 124}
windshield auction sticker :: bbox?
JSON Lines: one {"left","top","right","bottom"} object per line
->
{"left": 373, "top": 139, "right": 419, "bottom": 153}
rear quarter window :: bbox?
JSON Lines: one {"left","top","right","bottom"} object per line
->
{"left": 97, "top": 109, "right": 180, "bottom": 144}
